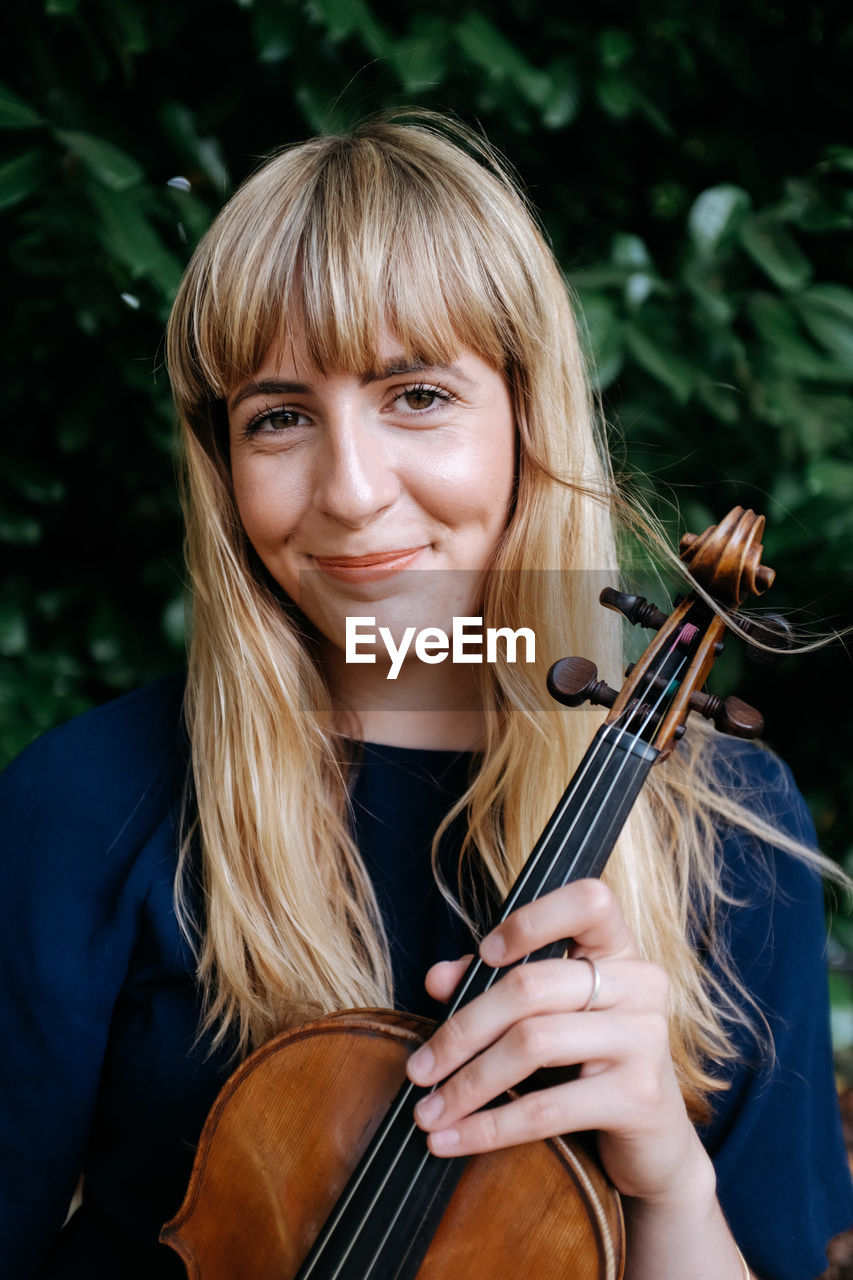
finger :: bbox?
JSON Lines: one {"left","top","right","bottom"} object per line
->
{"left": 423, "top": 955, "right": 475, "bottom": 1004}
{"left": 480, "top": 879, "right": 637, "bottom": 969}
{"left": 412, "top": 1010, "right": 616, "bottom": 1135}
{"left": 423, "top": 1068, "right": 634, "bottom": 1158}
{"left": 408, "top": 956, "right": 636, "bottom": 1088}
{"left": 415, "top": 991, "right": 672, "bottom": 1136}
{"left": 420, "top": 1011, "right": 680, "bottom": 1159}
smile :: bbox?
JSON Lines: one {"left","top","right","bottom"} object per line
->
{"left": 312, "top": 547, "right": 428, "bottom": 582}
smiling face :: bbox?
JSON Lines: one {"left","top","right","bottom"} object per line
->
{"left": 227, "top": 335, "right": 516, "bottom": 677}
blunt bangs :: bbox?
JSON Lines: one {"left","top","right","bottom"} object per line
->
{"left": 168, "top": 122, "right": 548, "bottom": 438}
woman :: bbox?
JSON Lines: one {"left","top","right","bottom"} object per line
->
{"left": 1, "top": 115, "right": 850, "bottom": 1279}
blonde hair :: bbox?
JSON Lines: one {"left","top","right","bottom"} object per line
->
{"left": 167, "top": 114, "right": 822, "bottom": 1120}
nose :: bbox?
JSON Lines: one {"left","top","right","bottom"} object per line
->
{"left": 314, "top": 412, "right": 400, "bottom": 529}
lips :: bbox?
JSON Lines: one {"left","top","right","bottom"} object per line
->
{"left": 312, "top": 546, "right": 428, "bottom": 582}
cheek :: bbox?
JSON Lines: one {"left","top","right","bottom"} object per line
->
{"left": 434, "top": 427, "right": 515, "bottom": 533}
{"left": 230, "top": 460, "right": 305, "bottom": 558}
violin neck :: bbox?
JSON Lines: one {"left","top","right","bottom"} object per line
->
{"left": 446, "top": 724, "right": 658, "bottom": 1014}
{"left": 293, "top": 725, "right": 657, "bottom": 1280}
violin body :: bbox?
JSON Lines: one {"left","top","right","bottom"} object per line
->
{"left": 162, "top": 1008, "right": 625, "bottom": 1279}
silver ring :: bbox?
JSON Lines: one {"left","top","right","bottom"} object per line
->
{"left": 577, "top": 955, "right": 601, "bottom": 1012}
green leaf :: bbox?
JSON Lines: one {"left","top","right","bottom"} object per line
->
{"left": 58, "top": 130, "right": 144, "bottom": 192}
{"left": 625, "top": 273, "right": 656, "bottom": 308}
{"left": 86, "top": 184, "right": 183, "bottom": 295}
{"left": 0, "top": 502, "right": 42, "bottom": 546}
{"left": 696, "top": 382, "right": 742, "bottom": 425}
{"left": 390, "top": 17, "right": 450, "bottom": 92}
{"left": 0, "top": 83, "right": 43, "bottom": 130}
{"left": 823, "top": 145, "right": 853, "bottom": 173}
{"left": 795, "top": 285, "right": 853, "bottom": 360}
{"left": 575, "top": 293, "right": 625, "bottom": 390}
{"left": 542, "top": 78, "right": 580, "bottom": 130}
{"left": 783, "top": 177, "right": 853, "bottom": 234}
{"left": 45, "top": 0, "right": 80, "bottom": 13}
{"left": 110, "top": 0, "right": 149, "bottom": 57}
{"left": 624, "top": 324, "right": 696, "bottom": 402}
{"left": 159, "top": 103, "right": 230, "bottom": 195}
{"left": 682, "top": 262, "right": 736, "bottom": 325}
{"left": 0, "top": 458, "right": 65, "bottom": 504}
{"left": 294, "top": 83, "right": 351, "bottom": 135}
{"left": 0, "top": 602, "right": 27, "bottom": 657}
{"left": 252, "top": 6, "right": 296, "bottom": 62}
{"left": 649, "top": 180, "right": 688, "bottom": 221}
{"left": 597, "top": 28, "right": 635, "bottom": 70}
{"left": 309, "top": 0, "right": 389, "bottom": 55}
{"left": 161, "top": 596, "right": 188, "bottom": 649}
{"left": 687, "top": 184, "right": 751, "bottom": 256}
{"left": 807, "top": 459, "right": 853, "bottom": 501}
{"left": 0, "top": 150, "right": 47, "bottom": 211}
{"left": 308, "top": 0, "right": 361, "bottom": 41}
{"left": 748, "top": 294, "right": 853, "bottom": 382}
{"left": 635, "top": 91, "right": 675, "bottom": 138}
{"left": 455, "top": 12, "right": 551, "bottom": 108}
{"left": 165, "top": 185, "right": 214, "bottom": 251}
{"left": 740, "top": 214, "right": 812, "bottom": 292}
{"left": 747, "top": 293, "right": 805, "bottom": 349}
{"left": 595, "top": 74, "right": 635, "bottom": 119}
{"left": 611, "top": 233, "right": 653, "bottom": 270}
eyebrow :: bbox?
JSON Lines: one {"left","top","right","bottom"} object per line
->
{"left": 227, "top": 361, "right": 472, "bottom": 413}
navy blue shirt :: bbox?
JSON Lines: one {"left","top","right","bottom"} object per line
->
{"left": 1, "top": 676, "right": 850, "bottom": 1278}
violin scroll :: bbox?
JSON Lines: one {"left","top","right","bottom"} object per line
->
{"left": 548, "top": 507, "right": 778, "bottom": 759}
{"left": 678, "top": 506, "right": 775, "bottom": 607}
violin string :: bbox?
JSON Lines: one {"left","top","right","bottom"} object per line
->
{"left": 356, "top": 632, "right": 695, "bottom": 1280}
{"left": 520, "top": 625, "right": 698, "bottom": 935}
{"left": 479, "top": 628, "right": 692, "bottom": 986}
{"left": 295, "top": 651, "right": 666, "bottom": 1280}
{"left": 302, "top": 625, "right": 694, "bottom": 1280}
{"left": 465, "top": 628, "right": 693, "bottom": 968}
{"left": 315, "top": 629, "right": 694, "bottom": 1280}
{"left": 302, "top": 622, "right": 696, "bottom": 1280}
{"left": 297, "top": 680, "right": 658, "bottom": 1280}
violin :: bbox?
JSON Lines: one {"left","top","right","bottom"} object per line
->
{"left": 161, "top": 506, "right": 778, "bottom": 1279}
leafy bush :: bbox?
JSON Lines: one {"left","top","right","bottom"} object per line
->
{"left": 1, "top": 1, "right": 851, "bottom": 888}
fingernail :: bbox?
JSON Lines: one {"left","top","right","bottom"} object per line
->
{"left": 480, "top": 933, "right": 505, "bottom": 965}
{"left": 407, "top": 1045, "right": 434, "bottom": 1081}
{"left": 414, "top": 1093, "right": 444, "bottom": 1125}
{"left": 431, "top": 1128, "right": 460, "bottom": 1154}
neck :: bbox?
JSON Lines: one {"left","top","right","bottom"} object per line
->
{"left": 322, "top": 644, "right": 486, "bottom": 750}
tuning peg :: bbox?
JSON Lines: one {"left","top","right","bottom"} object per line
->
{"left": 622, "top": 663, "right": 765, "bottom": 739}
{"left": 547, "top": 657, "right": 618, "bottom": 709}
{"left": 689, "top": 691, "right": 764, "bottom": 738}
{"left": 599, "top": 588, "right": 668, "bottom": 631}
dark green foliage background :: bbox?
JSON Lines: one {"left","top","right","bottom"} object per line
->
{"left": 2, "top": 2, "right": 852, "bottom": 981}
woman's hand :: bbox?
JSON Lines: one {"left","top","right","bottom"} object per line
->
{"left": 405, "top": 878, "right": 757, "bottom": 1277}
{"left": 405, "top": 878, "right": 710, "bottom": 1207}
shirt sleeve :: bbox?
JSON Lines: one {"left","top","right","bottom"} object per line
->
{"left": 0, "top": 685, "right": 183, "bottom": 1277}
{"left": 698, "top": 746, "right": 853, "bottom": 1280}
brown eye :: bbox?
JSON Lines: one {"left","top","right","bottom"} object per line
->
{"left": 244, "top": 406, "right": 307, "bottom": 437}
{"left": 265, "top": 409, "right": 302, "bottom": 429}
{"left": 402, "top": 388, "right": 441, "bottom": 411}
